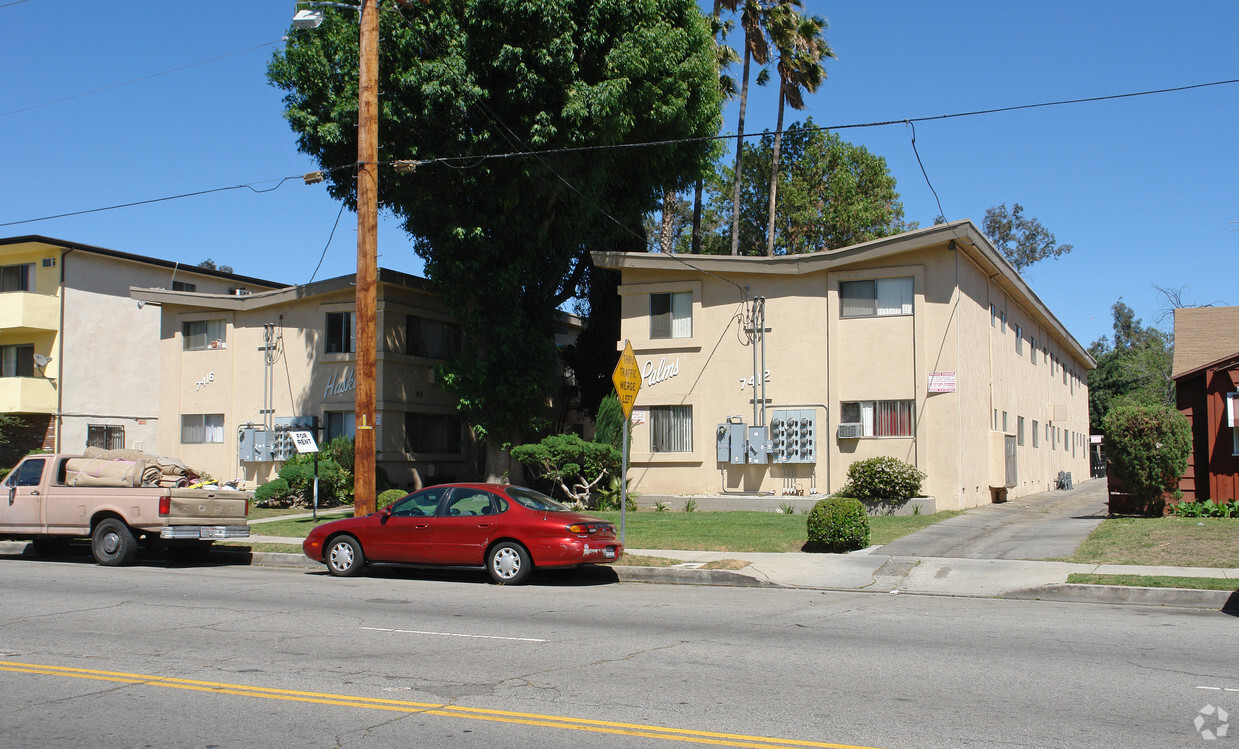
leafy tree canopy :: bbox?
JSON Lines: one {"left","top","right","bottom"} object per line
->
{"left": 982, "top": 202, "right": 1073, "bottom": 272}
{"left": 1087, "top": 299, "right": 1173, "bottom": 435}
{"left": 696, "top": 119, "right": 914, "bottom": 255}
{"left": 197, "top": 258, "right": 234, "bottom": 274}
{"left": 268, "top": 0, "right": 722, "bottom": 454}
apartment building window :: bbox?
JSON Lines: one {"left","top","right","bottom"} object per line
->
{"left": 990, "top": 304, "right": 997, "bottom": 327}
{"left": 172, "top": 281, "right": 197, "bottom": 292}
{"left": 1032, "top": 420, "right": 1040, "bottom": 447}
{"left": 1000, "top": 311, "right": 1007, "bottom": 332}
{"left": 1030, "top": 337, "right": 1038, "bottom": 364}
{"left": 325, "top": 411, "right": 355, "bottom": 441}
{"left": 181, "top": 414, "right": 224, "bottom": 444}
{"left": 182, "top": 319, "right": 226, "bottom": 350}
{"left": 0, "top": 344, "right": 34, "bottom": 377}
{"left": 1230, "top": 393, "right": 1239, "bottom": 456}
{"left": 1002, "top": 411, "right": 1009, "bottom": 432}
{"left": 1015, "top": 325, "right": 1023, "bottom": 354}
{"left": 87, "top": 425, "right": 125, "bottom": 450}
{"left": 1017, "top": 416, "right": 1025, "bottom": 446}
{"left": 326, "top": 311, "right": 355, "bottom": 354}
{"left": 405, "top": 412, "right": 462, "bottom": 454}
{"left": 407, "top": 315, "right": 460, "bottom": 360}
{"left": 650, "top": 292, "right": 692, "bottom": 339}
{"left": 840, "top": 277, "right": 913, "bottom": 318}
{"left": 0, "top": 263, "right": 33, "bottom": 292}
{"left": 650, "top": 405, "right": 693, "bottom": 452}
{"left": 840, "top": 400, "right": 914, "bottom": 437}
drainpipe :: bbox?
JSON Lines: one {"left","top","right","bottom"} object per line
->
{"left": 54, "top": 249, "right": 72, "bottom": 453}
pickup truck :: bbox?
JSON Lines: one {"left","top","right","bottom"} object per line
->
{"left": 1, "top": 453, "right": 250, "bottom": 566}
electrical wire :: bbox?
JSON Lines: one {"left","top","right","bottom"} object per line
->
{"left": 0, "top": 40, "right": 284, "bottom": 119}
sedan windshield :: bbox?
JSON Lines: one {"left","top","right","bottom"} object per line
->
{"left": 506, "top": 486, "right": 572, "bottom": 512}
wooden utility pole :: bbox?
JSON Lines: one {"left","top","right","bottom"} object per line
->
{"left": 353, "top": 0, "right": 378, "bottom": 516}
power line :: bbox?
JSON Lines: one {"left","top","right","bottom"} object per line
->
{"left": 0, "top": 40, "right": 283, "bottom": 119}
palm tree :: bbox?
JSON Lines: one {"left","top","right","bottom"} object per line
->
{"left": 728, "top": 0, "right": 775, "bottom": 256}
{"left": 764, "top": 9, "right": 832, "bottom": 256}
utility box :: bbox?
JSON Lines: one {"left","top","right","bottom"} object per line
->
{"left": 237, "top": 428, "right": 271, "bottom": 464}
{"left": 716, "top": 421, "right": 748, "bottom": 464}
{"left": 747, "top": 426, "right": 771, "bottom": 463}
{"left": 772, "top": 409, "right": 817, "bottom": 463}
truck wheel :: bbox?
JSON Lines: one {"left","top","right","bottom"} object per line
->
{"left": 487, "top": 541, "right": 532, "bottom": 585}
{"left": 92, "top": 518, "right": 138, "bottom": 566}
{"left": 325, "top": 535, "right": 364, "bottom": 577}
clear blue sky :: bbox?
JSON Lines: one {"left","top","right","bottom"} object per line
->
{"left": 2, "top": 1, "right": 1235, "bottom": 350}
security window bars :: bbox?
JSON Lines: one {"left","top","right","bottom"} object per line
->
{"left": 182, "top": 319, "right": 226, "bottom": 350}
{"left": 87, "top": 425, "right": 125, "bottom": 450}
{"left": 405, "top": 412, "right": 462, "bottom": 455}
{"left": 172, "top": 281, "right": 197, "bottom": 292}
{"left": 181, "top": 414, "right": 224, "bottom": 444}
{"left": 0, "top": 344, "right": 34, "bottom": 377}
{"left": 840, "top": 277, "right": 913, "bottom": 318}
{"left": 407, "top": 315, "right": 460, "bottom": 360}
{"left": 840, "top": 400, "right": 914, "bottom": 437}
{"left": 326, "top": 311, "right": 354, "bottom": 354}
{"left": 650, "top": 405, "right": 693, "bottom": 452}
{"left": 0, "top": 263, "right": 33, "bottom": 292}
{"left": 650, "top": 292, "right": 692, "bottom": 339}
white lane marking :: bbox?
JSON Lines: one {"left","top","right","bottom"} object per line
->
{"left": 1196, "top": 686, "right": 1239, "bottom": 692}
{"left": 361, "top": 626, "right": 546, "bottom": 642}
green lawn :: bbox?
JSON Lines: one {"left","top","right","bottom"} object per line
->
{"left": 1066, "top": 573, "right": 1237, "bottom": 591}
{"left": 1063, "top": 517, "right": 1239, "bottom": 568}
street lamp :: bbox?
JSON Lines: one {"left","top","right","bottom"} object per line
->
{"left": 291, "top": 0, "right": 379, "bottom": 517}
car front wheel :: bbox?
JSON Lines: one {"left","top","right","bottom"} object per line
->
{"left": 487, "top": 541, "right": 532, "bottom": 585}
{"left": 91, "top": 518, "right": 137, "bottom": 566}
{"left": 326, "top": 535, "right": 364, "bottom": 577}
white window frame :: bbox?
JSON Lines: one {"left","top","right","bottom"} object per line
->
{"left": 181, "top": 414, "right": 224, "bottom": 444}
{"left": 182, "top": 319, "right": 226, "bottom": 351}
{"left": 840, "top": 400, "right": 915, "bottom": 438}
{"left": 650, "top": 292, "right": 693, "bottom": 339}
{"left": 650, "top": 405, "right": 693, "bottom": 452}
{"left": 840, "top": 277, "right": 913, "bottom": 319}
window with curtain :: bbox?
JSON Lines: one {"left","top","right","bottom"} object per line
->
{"left": 839, "top": 400, "right": 914, "bottom": 437}
{"left": 839, "top": 277, "right": 913, "bottom": 318}
{"left": 0, "top": 344, "right": 34, "bottom": 377}
{"left": 407, "top": 315, "right": 460, "bottom": 359}
{"left": 87, "top": 425, "right": 125, "bottom": 450}
{"left": 182, "top": 319, "right": 226, "bottom": 350}
{"left": 326, "top": 311, "right": 354, "bottom": 353}
{"left": 650, "top": 292, "right": 692, "bottom": 339}
{"left": 181, "top": 414, "right": 224, "bottom": 444}
{"left": 0, "top": 263, "right": 33, "bottom": 292}
{"left": 650, "top": 405, "right": 692, "bottom": 452}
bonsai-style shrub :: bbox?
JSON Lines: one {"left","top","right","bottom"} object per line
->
{"left": 841, "top": 456, "right": 926, "bottom": 501}
{"left": 510, "top": 434, "right": 621, "bottom": 506}
{"left": 805, "top": 496, "right": 870, "bottom": 552}
{"left": 377, "top": 488, "right": 408, "bottom": 511}
{"left": 1102, "top": 403, "right": 1191, "bottom": 516}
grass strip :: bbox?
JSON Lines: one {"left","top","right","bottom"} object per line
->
{"left": 1066, "top": 573, "right": 1238, "bottom": 591}
{"left": 1064, "top": 517, "right": 1239, "bottom": 568}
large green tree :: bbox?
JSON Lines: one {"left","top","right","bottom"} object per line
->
{"left": 1087, "top": 299, "right": 1174, "bottom": 435}
{"left": 269, "top": 0, "right": 722, "bottom": 476}
{"left": 698, "top": 119, "right": 913, "bottom": 255}
{"left": 982, "top": 202, "right": 1073, "bottom": 272}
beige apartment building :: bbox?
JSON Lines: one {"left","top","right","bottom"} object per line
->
{"left": 0, "top": 236, "right": 282, "bottom": 466}
{"left": 132, "top": 270, "right": 583, "bottom": 490}
{"left": 593, "top": 220, "right": 1093, "bottom": 511}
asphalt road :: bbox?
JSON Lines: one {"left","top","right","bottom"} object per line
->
{"left": 878, "top": 479, "right": 1110, "bottom": 560}
{"left": 1, "top": 556, "right": 1235, "bottom": 749}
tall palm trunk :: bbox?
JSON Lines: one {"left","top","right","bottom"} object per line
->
{"left": 729, "top": 47, "right": 752, "bottom": 256}
{"left": 765, "top": 88, "right": 786, "bottom": 257}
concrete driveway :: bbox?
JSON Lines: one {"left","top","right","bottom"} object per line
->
{"left": 875, "top": 477, "right": 1109, "bottom": 560}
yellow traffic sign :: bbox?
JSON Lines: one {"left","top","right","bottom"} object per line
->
{"left": 611, "top": 340, "right": 641, "bottom": 419}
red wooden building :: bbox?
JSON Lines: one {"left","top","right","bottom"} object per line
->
{"left": 1172, "top": 306, "right": 1239, "bottom": 501}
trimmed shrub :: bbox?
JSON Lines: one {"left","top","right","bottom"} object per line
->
{"left": 1103, "top": 403, "right": 1191, "bottom": 515}
{"left": 805, "top": 496, "right": 870, "bottom": 552}
{"left": 253, "top": 477, "right": 292, "bottom": 508}
{"left": 377, "top": 488, "right": 408, "bottom": 511}
{"left": 842, "top": 456, "right": 926, "bottom": 501}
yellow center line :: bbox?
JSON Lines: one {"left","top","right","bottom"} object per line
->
{"left": 0, "top": 660, "right": 884, "bottom": 749}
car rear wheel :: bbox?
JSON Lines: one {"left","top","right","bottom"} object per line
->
{"left": 487, "top": 541, "right": 532, "bottom": 585}
{"left": 326, "top": 535, "right": 364, "bottom": 577}
{"left": 92, "top": 518, "right": 138, "bottom": 566}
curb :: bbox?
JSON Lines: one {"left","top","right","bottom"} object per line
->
{"left": 1004, "top": 583, "right": 1239, "bottom": 611}
{"left": 579, "top": 564, "right": 777, "bottom": 588}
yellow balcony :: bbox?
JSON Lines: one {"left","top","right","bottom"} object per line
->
{"left": 0, "top": 291, "right": 59, "bottom": 333}
{"left": 0, "top": 376, "right": 57, "bottom": 413}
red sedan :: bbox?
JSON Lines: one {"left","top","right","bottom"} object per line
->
{"left": 303, "top": 483, "right": 622, "bottom": 584}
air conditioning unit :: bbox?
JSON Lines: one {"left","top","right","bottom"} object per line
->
{"left": 836, "top": 423, "right": 864, "bottom": 439}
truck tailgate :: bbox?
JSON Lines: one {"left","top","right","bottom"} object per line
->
{"left": 165, "top": 489, "right": 250, "bottom": 525}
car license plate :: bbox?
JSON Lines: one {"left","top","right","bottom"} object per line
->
{"left": 604, "top": 547, "right": 616, "bottom": 559}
